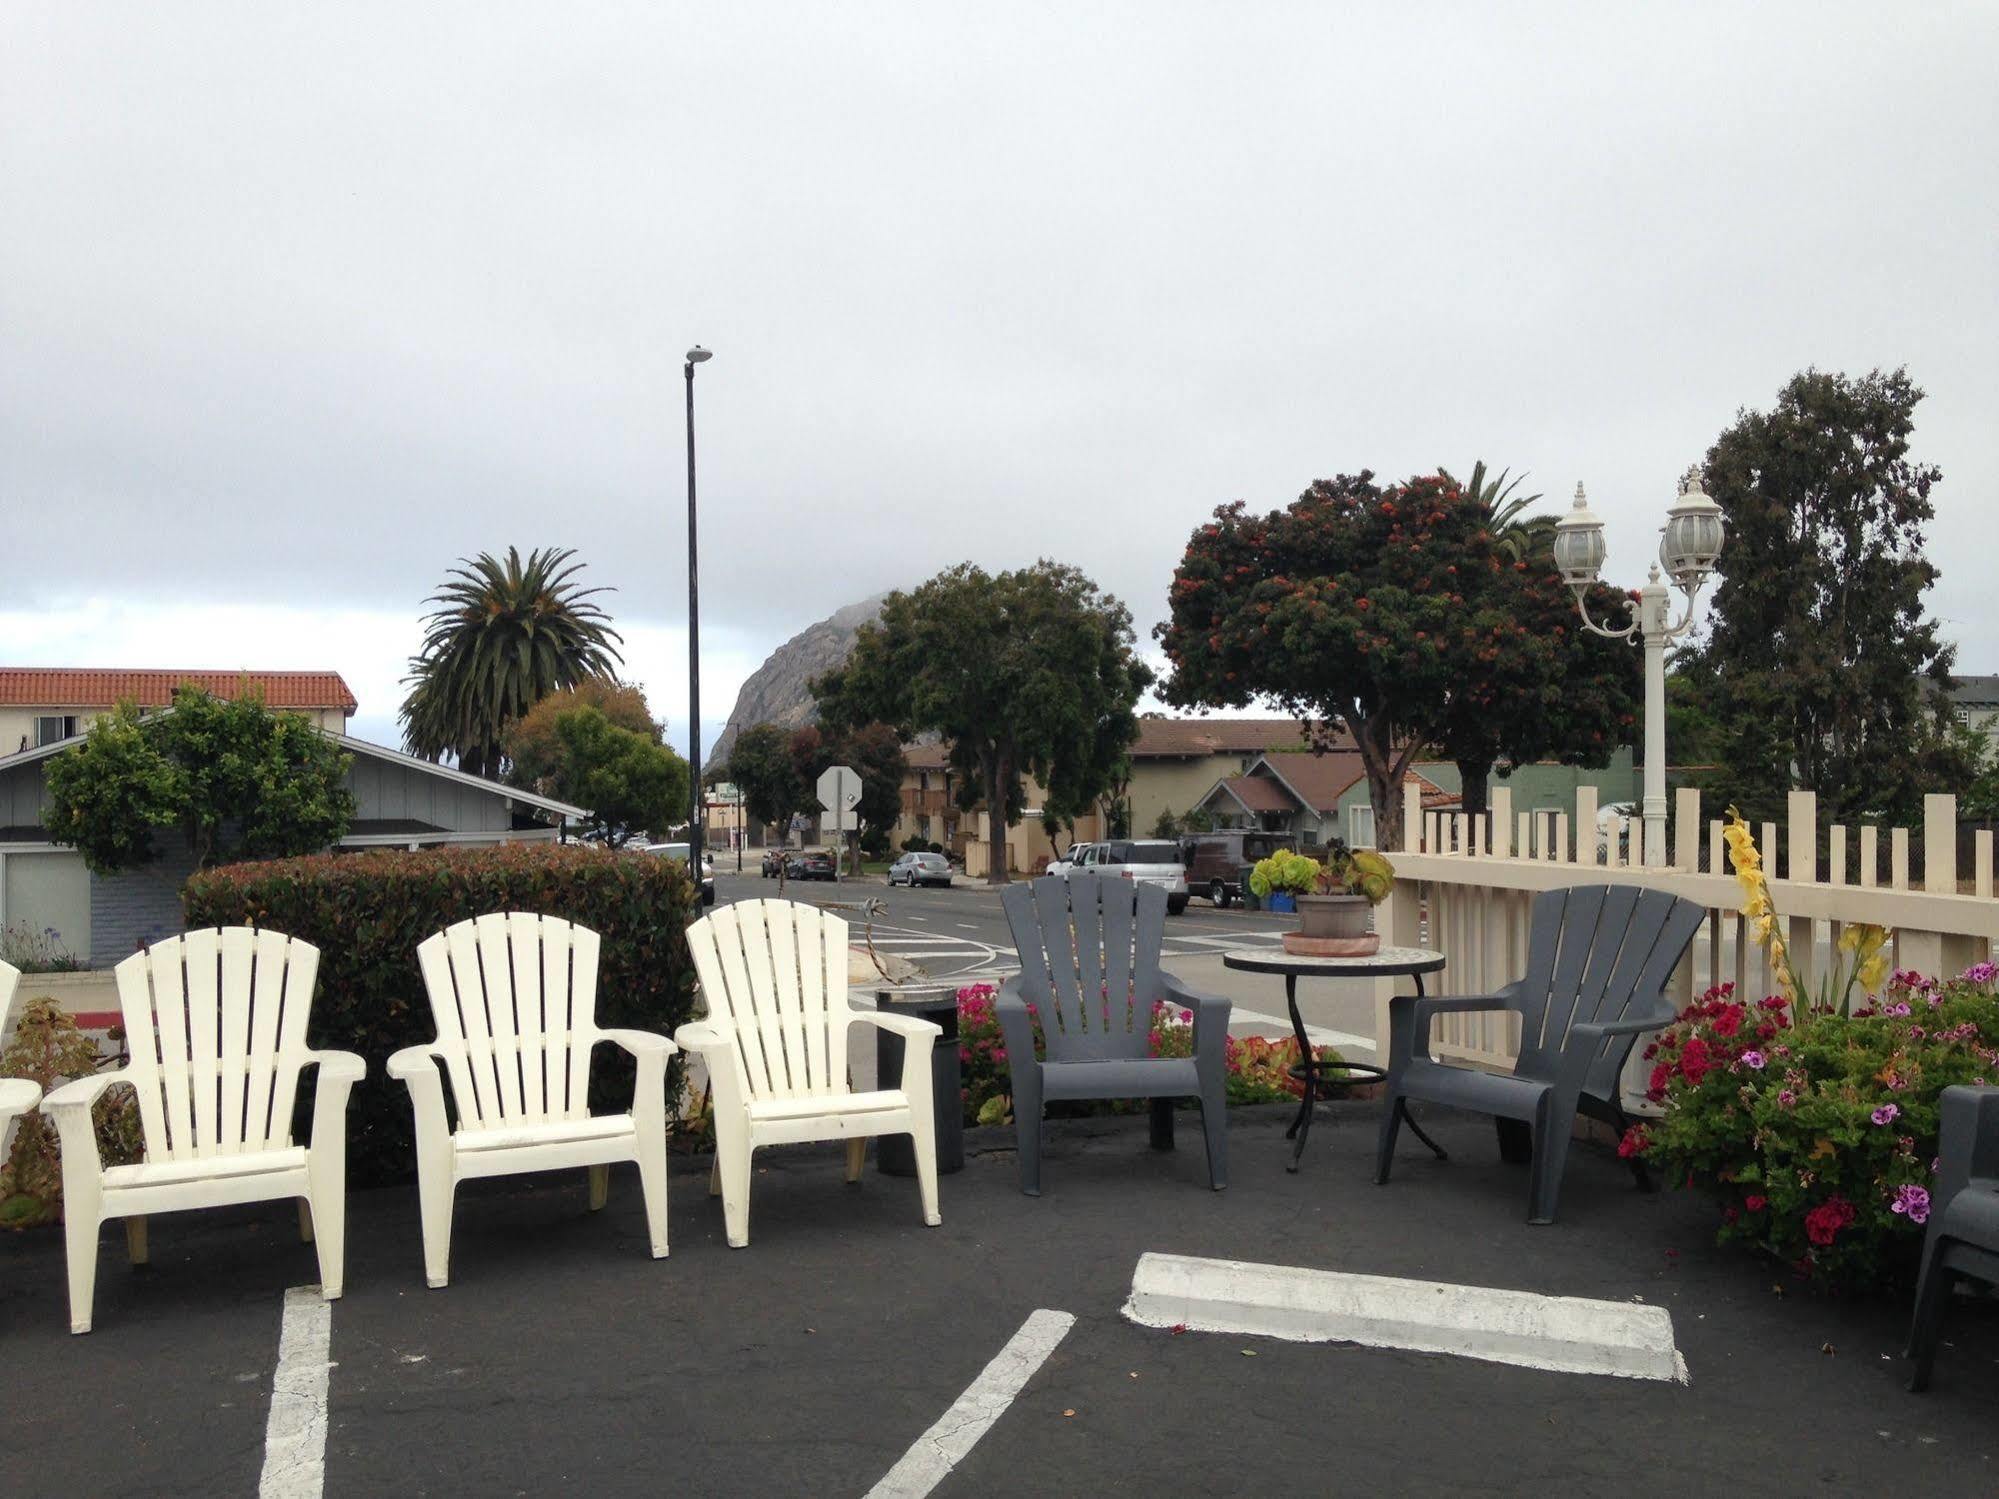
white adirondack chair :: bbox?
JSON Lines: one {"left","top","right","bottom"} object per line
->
{"left": 40, "top": 929, "right": 364, "bottom": 1334}
{"left": 679, "top": 898, "right": 942, "bottom": 1248}
{"left": 0, "top": 959, "right": 42, "bottom": 1160}
{"left": 388, "top": 912, "right": 675, "bottom": 1288}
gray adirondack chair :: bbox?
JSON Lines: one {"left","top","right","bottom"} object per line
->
{"left": 998, "top": 874, "right": 1230, "bottom": 1195}
{"left": 1906, "top": 1086, "right": 1999, "bottom": 1391}
{"left": 1376, "top": 883, "right": 1704, "bottom": 1224}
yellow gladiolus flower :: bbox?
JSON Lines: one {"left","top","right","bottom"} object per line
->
{"left": 1858, "top": 950, "right": 1891, "bottom": 994}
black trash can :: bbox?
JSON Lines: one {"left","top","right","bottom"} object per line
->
{"left": 873, "top": 986, "right": 966, "bottom": 1176}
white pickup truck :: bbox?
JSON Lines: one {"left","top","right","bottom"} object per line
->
{"left": 1051, "top": 838, "right": 1189, "bottom": 915}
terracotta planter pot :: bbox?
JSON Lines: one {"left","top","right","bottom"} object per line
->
{"left": 1284, "top": 892, "right": 1380, "bottom": 957}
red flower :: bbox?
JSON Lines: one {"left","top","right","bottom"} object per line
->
{"left": 1617, "top": 1125, "right": 1650, "bottom": 1159}
{"left": 1744, "top": 1194, "right": 1767, "bottom": 1212}
{"left": 1712, "top": 1005, "right": 1745, "bottom": 1039}
{"left": 1678, "top": 1037, "right": 1715, "bottom": 1086}
{"left": 1646, "top": 1063, "right": 1672, "bottom": 1102}
{"left": 1804, "top": 1197, "right": 1856, "bottom": 1247}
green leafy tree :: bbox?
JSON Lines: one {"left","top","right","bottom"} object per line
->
{"left": 503, "top": 678, "right": 660, "bottom": 791}
{"left": 787, "top": 721, "right": 910, "bottom": 868}
{"left": 816, "top": 561, "right": 1152, "bottom": 884}
{"left": 1160, "top": 473, "right": 1498, "bottom": 850}
{"left": 1690, "top": 368, "right": 1968, "bottom": 824}
{"left": 401, "top": 546, "right": 624, "bottom": 778}
{"left": 45, "top": 687, "right": 354, "bottom": 873}
{"left": 727, "top": 722, "right": 808, "bottom": 842}
{"left": 530, "top": 707, "right": 688, "bottom": 847}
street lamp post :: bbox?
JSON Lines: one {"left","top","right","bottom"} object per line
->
{"left": 684, "top": 345, "right": 712, "bottom": 877}
{"left": 1552, "top": 468, "right": 1726, "bottom": 869}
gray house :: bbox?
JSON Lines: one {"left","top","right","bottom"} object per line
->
{"left": 0, "top": 731, "right": 586, "bottom": 970}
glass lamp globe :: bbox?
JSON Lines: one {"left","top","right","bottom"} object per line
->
{"left": 1659, "top": 467, "right": 1726, "bottom": 590}
{"left": 1552, "top": 481, "right": 1608, "bottom": 589}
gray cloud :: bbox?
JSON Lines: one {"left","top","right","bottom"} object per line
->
{"left": 4, "top": 2, "right": 1995, "bottom": 702}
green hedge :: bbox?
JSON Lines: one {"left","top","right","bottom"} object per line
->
{"left": 182, "top": 843, "right": 698, "bottom": 1186}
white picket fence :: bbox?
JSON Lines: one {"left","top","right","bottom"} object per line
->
{"left": 1371, "top": 781, "right": 1999, "bottom": 1088}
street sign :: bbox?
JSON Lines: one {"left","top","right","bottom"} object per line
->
{"left": 816, "top": 764, "right": 861, "bottom": 833}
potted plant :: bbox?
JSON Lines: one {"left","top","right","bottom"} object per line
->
{"left": 1247, "top": 849, "right": 1318, "bottom": 915}
{"left": 1287, "top": 841, "right": 1396, "bottom": 956}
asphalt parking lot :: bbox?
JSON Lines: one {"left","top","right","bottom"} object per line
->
{"left": 4, "top": 1105, "right": 1996, "bottom": 1498}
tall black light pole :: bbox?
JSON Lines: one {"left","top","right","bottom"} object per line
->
{"left": 684, "top": 345, "right": 711, "bottom": 877}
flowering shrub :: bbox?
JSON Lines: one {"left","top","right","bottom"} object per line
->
{"left": 955, "top": 984, "right": 1347, "bottom": 1124}
{"left": 1633, "top": 967, "right": 1999, "bottom": 1290}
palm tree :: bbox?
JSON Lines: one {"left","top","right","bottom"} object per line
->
{"left": 400, "top": 546, "right": 624, "bottom": 777}
{"left": 1446, "top": 460, "right": 1551, "bottom": 561}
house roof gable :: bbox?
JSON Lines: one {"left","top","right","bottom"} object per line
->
{"left": 0, "top": 668, "right": 358, "bottom": 713}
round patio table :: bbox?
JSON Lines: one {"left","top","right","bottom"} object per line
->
{"left": 1221, "top": 945, "right": 1450, "bottom": 1173}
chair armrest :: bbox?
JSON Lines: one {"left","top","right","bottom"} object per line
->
{"left": 1408, "top": 994, "right": 1515, "bottom": 1061}
{"left": 673, "top": 1021, "right": 732, "bottom": 1053}
{"left": 995, "top": 979, "right": 1040, "bottom": 1075}
{"left": 388, "top": 1043, "right": 445, "bottom": 1082}
{"left": 306, "top": 1049, "right": 367, "bottom": 1085}
{"left": 41, "top": 1071, "right": 123, "bottom": 1115}
{"left": 673, "top": 1021, "right": 748, "bottom": 1117}
{"left": 1558, "top": 1012, "right": 1672, "bottom": 1093}
{"left": 599, "top": 1028, "right": 680, "bottom": 1059}
{"left": 1934, "top": 1085, "right": 1999, "bottom": 1221}
{"left": 1161, "top": 970, "right": 1231, "bottom": 1064}
{"left": 850, "top": 1010, "right": 942, "bottom": 1044}
{"left": 42, "top": 1070, "right": 124, "bottom": 1180}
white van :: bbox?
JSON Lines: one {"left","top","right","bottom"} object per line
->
{"left": 1063, "top": 839, "right": 1189, "bottom": 915}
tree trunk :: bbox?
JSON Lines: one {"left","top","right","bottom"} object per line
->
{"left": 1456, "top": 757, "right": 1494, "bottom": 820}
{"left": 984, "top": 755, "right": 1009, "bottom": 885}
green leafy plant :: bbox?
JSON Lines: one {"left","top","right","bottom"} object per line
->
{"left": 0, "top": 999, "right": 141, "bottom": 1227}
{"left": 1632, "top": 966, "right": 1999, "bottom": 1291}
{"left": 0, "top": 922, "right": 85, "bottom": 974}
{"left": 1249, "top": 850, "right": 1320, "bottom": 899}
{"left": 181, "top": 843, "right": 698, "bottom": 1186}
{"left": 1317, "top": 841, "right": 1395, "bottom": 904}
{"left": 43, "top": 686, "right": 354, "bottom": 874}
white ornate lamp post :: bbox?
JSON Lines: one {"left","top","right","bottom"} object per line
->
{"left": 1552, "top": 469, "right": 1726, "bottom": 868}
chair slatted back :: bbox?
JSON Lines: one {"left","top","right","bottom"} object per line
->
{"left": 686, "top": 899, "right": 850, "bottom": 1101}
{"left": 415, "top": 912, "right": 602, "bottom": 1130}
{"left": 113, "top": 928, "right": 320, "bottom": 1161}
{"left": 1512, "top": 884, "right": 1706, "bottom": 1094}
{"left": 1001, "top": 875, "right": 1163, "bottom": 1062}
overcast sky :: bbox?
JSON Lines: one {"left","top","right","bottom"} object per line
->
{"left": 4, "top": 3, "right": 1994, "bottom": 754}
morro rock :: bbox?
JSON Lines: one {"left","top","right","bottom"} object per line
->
{"left": 705, "top": 594, "right": 888, "bottom": 771}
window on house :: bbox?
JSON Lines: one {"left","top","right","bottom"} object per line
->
{"left": 34, "top": 715, "right": 78, "bottom": 747}
{"left": 1348, "top": 804, "right": 1377, "bottom": 849}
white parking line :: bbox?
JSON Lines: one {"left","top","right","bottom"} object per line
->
{"left": 1123, "top": 1254, "right": 1687, "bottom": 1383}
{"left": 259, "top": 1286, "right": 332, "bottom": 1498}
{"left": 864, "top": 1308, "right": 1076, "bottom": 1498}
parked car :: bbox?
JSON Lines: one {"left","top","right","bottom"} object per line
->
{"left": 1181, "top": 831, "right": 1295, "bottom": 908}
{"left": 785, "top": 848, "right": 838, "bottom": 881}
{"left": 1045, "top": 842, "right": 1097, "bottom": 878}
{"left": 1064, "top": 839, "right": 1189, "bottom": 914}
{"left": 760, "top": 848, "right": 786, "bottom": 877}
{"left": 887, "top": 850, "right": 953, "bottom": 888}
{"left": 647, "top": 841, "right": 716, "bottom": 905}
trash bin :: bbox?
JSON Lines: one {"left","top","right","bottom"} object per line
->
{"left": 873, "top": 987, "right": 966, "bottom": 1175}
{"left": 1239, "top": 865, "right": 1259, "bottom": 911}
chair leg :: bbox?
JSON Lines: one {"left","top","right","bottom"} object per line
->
{"left": 297, "top": 1199, "right": 315, "bottom": 1243}
{"left": 717, "top": 1131, "right": 754, "bottom": 1248}
{"left": 709, "top": 1156, "right": 722, "bottom": 1197}
{"left": 1198, "top": 1093, "right": 1228, "bottom": 1191}
{"left": 1906, "top": 1246, "right": 1953, "bottom": 1391}
{"left": 1150, "top": 1097, "right": 1176, "bottom": 1151}
{"left": 416, "top": 1154, "right": 456, "bottom": 1289}
{"left": 845, "top": 1138, "right": 867, "bottom": 1183}
{"left": 64, "top": 1187, "right": 104, "bottom": 1336}
{"left": 635, "top": 1139, "right": 670, "bottom": 1260}
{"left": 1527, "top": 1096, "right": 1574, "bottom": 1225}
{"left": 1374, "top": 1092, "right": 1406, "bottom": 1185}
{"left": 588, "top": 1163, "right": 610, "bottom": 1212}
{"left": 306, "top": 1163, "right": 348, "bottom": 1301}
{"left": 908, "top": 1109, "right": 942, "bottom": 1227}
{"left": 1016, "top": 1108, "right": 1043, "bottom": 1197}
{"left": 125, "top": 1216, "right": 149, "bottom": 1265}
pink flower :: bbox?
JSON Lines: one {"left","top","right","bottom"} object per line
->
{"left": 1777, "top": 1089, "right": 1798, "bottom": 1108}
{"left": 1739, "top": 1050, "right": 1766, "bottom": 1071}
{"left": 1891, "top": 1184, "right": 1931, "bottom": 1225}
{"left": 1871, "top": 1103, "right": 1900, "bottom": 1126}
